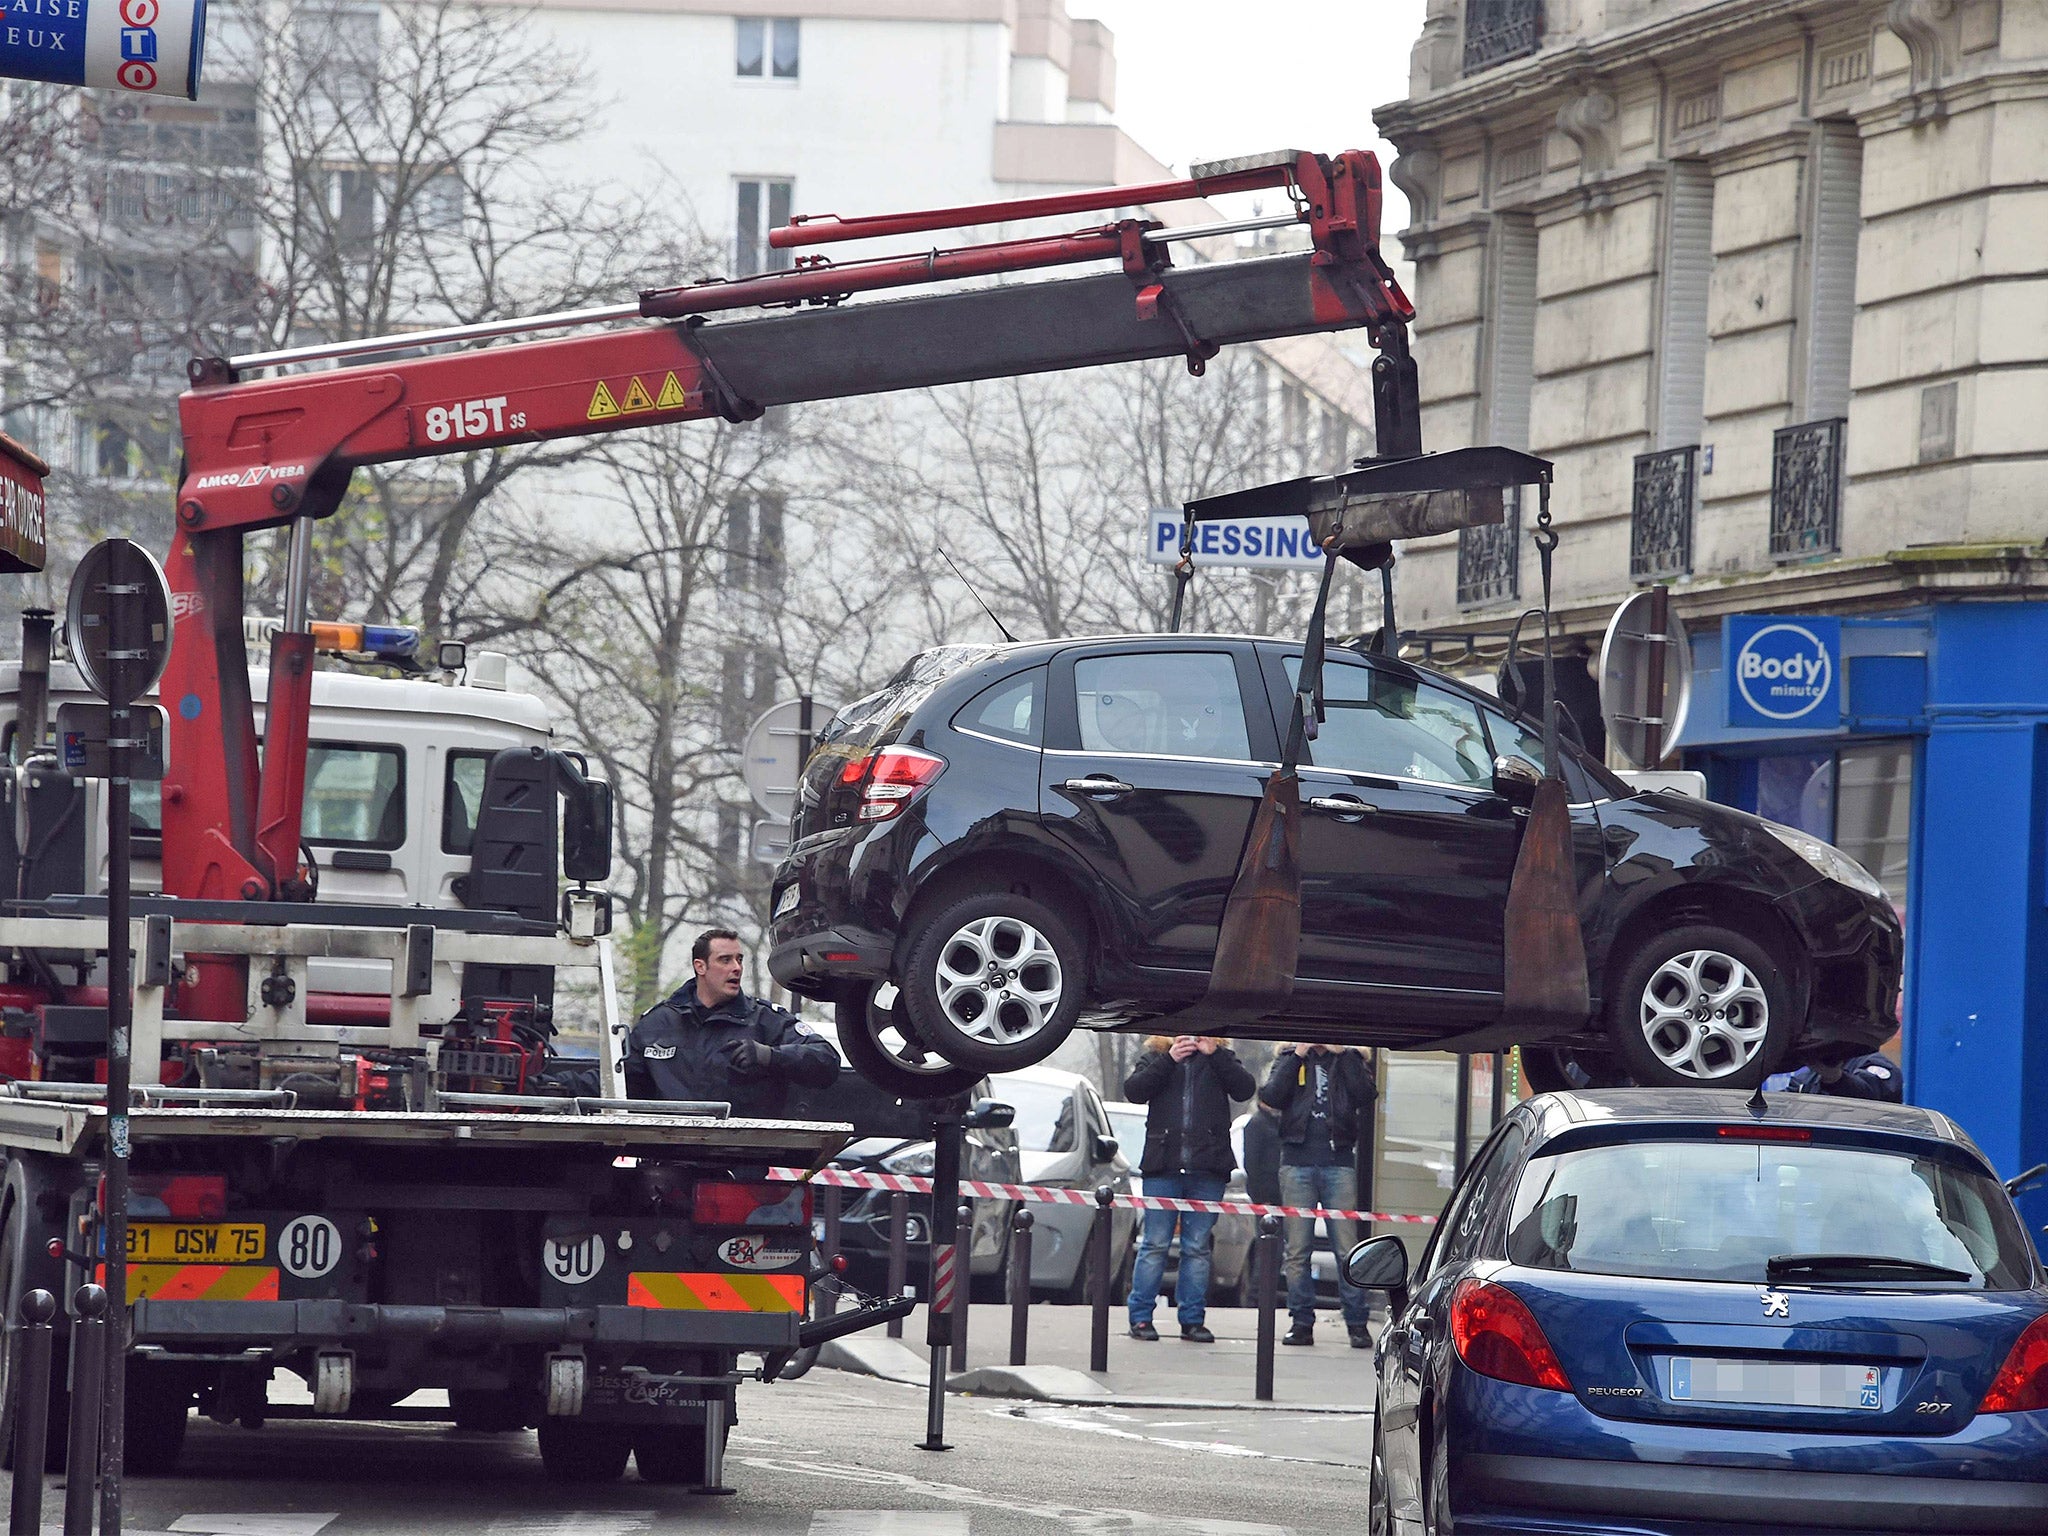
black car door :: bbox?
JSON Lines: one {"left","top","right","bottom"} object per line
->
{"left": 1040, "top": 643, "right": 1280, "bottom": 981}
{"left": 1260, "top": 649, "right": 1518, "bottom": 1019}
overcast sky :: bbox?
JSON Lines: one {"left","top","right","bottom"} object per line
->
{"left": 1066, "top": 0, "right": 1430, "bottom": 234}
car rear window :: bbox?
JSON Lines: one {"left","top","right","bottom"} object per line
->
{"left": 953, "top": 668, "right": 1043, "bottom": 745}
{"left": 1506, "top": 1139, "right": 2035, "bottom": 1291}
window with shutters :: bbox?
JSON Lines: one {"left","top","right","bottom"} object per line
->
{"left": 1633, "top": 163, "right": 1712, "bottom": 580}
{"left": 1462, "top": 1, "right": 1543, "bottom": 75}
{"left": 735, "top": 177, "right": 794, "bottom": 276}
{"left": 1461, "top": 214, "right": 1535, "bottom": 606}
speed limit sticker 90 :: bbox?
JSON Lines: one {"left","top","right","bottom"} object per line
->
{"left": 279, "top": 1216, "right": 343, "bottom": 1279}
{"left": 543, "top": 1234, "right": 605, "bottom": 1284}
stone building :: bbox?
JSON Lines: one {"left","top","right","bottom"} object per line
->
{"left": 1377, "top": 0, "right": 2048, "bottom": 1220}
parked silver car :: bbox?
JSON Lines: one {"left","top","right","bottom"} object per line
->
{"left": 991, "top": 1066, "right": 1137, "bottom": 1301}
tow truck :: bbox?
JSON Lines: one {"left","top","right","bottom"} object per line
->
{"left": 0, "top": 150, "right": 1415, "bottom": 1483}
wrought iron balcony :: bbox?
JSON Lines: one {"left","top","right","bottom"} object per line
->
{"left": 1463, "top": 0, "right": 1544, "bottom": 75}
{"left": 1630, "top": 445, "right": 1696, "bottom": 581}
{"left": 1457, "top": 491, "right": 1521, "bottom": 607}
{"left": 1770, "top": 418, "right": 1846, "bottom": 560}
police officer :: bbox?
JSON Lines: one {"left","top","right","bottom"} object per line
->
{"left": 1765, "top": 1051, "right": 1903, "bottom": 1103}
{"left": 625, "top": 928, "right": 838, "bottom": 1115}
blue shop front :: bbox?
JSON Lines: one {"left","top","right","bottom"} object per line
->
{"left": 1673, "top": 599, "right": 2048, "bottom": 1236}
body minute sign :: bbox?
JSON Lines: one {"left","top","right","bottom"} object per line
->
{"left": 0, "top": 0, "right": 206, "bottom": 99}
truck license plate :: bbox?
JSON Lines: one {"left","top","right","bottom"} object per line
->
{"left": 125, "top": 1223, "right": 268, "bottom": 1262}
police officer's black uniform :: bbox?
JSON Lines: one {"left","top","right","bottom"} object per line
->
{"left": 624, "top": 979, "right": 839, "bottom": 1117}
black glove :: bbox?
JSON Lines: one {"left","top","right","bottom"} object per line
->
{"left": 723, "top": 1037, "right": 774, "bottom": 1077}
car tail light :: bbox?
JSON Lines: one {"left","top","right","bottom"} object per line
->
{"left": 840, "top": 747, "right": 946, "bottom": 822}
{"left": 1979, "top": 1314, "right": 2048, "bottom": 1413}
{"left": 692, "top": 1180, "right": 811, "bottom": 1228}
{"left": 100, "top": 1174, "right": 227, "bottom": 1222}
{"left": 1450, "top": 1278, "right": 1573, "bottom": 1392}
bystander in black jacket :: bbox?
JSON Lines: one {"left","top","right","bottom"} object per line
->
{"left": 625, "top": 979, "right": 838, "bottom": 1118}
{"left": 1123, "top": 1037, "right": 1257, "bottom": 1178}
{"left": 1258, "top": 1047, "right": 1377, "bottom": 1157}
{"left": 1241, "top": 1103, "right": 1283, "bottom": 1205}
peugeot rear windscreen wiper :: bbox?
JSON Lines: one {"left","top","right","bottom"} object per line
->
{"left": 1766, "top": 1253, "right": 1975, "bottom": 1284}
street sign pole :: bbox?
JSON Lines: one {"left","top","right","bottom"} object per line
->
{"left": 1643, "top": 584, "right": 1670, "bottom": 769}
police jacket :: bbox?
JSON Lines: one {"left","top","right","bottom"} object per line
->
{"left": 624, "top": 980, "right": 839, "bottom": 1118}
{"left": 1124, "top": 1045, "right": 1256, "bottom": 1178}
{"left": 1258, "top": 1049, "right": 1377, "bottom": 1156}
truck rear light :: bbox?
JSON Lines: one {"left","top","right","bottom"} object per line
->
{"left": 101, "top": 1173, "right": 227, "bottom": 1222}
{"left": 839, "top": 747, "right": 946, "bottom": 823}
{"left": 1979, "top": 1314, "right": 2048, "bottom": 1413}
{"left": 1450, "top": 1278, "right": 1572, "bottom": 1393}
{"left": 692, "top": 1180, "right": 811, "bottom": 1228}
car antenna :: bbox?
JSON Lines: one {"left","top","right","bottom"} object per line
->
{"left": 1746, "top": 1080, "right": 1770, "bottom": 1119}
{"left": 937, "top": 544, "right": 1016, "bottom": 643}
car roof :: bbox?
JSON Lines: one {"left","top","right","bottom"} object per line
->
{"left": 1525, "top": 1089, "right": 1970, "bottom": 1152}
{"left": 995, "top": 1064, "right": 1089, "bottom": 1091}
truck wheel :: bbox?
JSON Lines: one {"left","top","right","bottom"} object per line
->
{"left": 123, "top": 1362, "right": 190, "bottom": 1476}
{"left": 833, "top": 983, "right": 982, "bottom": 1100}
{"left": 449, "top": 1388, "right": 526, "bottom": 1432}
{"left": 633, "top": 1424, "right": 709, "bottom": 1484}
{"left": 899, "top": 891, "right": 1084, "bottom": 1073}
{"left": 1607, "top": 924, "right": 1793, "bottom": 1090}
{"left": 539, "top": 1417, "right": 630, "bottom": 1482}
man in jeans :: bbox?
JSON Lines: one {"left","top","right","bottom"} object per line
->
{"left": 1259, "top": 1043, "right": 1378, "bottom": 1347}
{"left": 1122, "top": 1034, "right": 1257, "bottom": 1342}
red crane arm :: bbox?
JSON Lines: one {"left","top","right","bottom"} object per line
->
{"left": 157, "top": 147, "right": 1415, "bottom": 1015}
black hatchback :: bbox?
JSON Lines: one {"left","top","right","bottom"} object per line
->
{"left": 768, "top": 637, "right": 1901, "bottom": 1099}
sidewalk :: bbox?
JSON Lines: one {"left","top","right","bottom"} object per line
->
{"left": 821, "top": 1300, "right": 1379, "bottom": 1413}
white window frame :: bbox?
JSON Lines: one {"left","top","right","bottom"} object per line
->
{"left": 735, "top": 16, "right": 800, "bottom": 83}
{"left": 734, "top": 176, "right": 795, "bottom": 276}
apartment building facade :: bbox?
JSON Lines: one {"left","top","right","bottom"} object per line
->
{"left": 1378, "top": 0, "right": 2048, "bottom": 1211}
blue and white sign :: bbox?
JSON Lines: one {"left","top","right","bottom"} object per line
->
{"left": 1145, "top": 508, "right": 1324, "bottom": 572}
{"left": 1724, "top": 614, "right": 1841, "bottom": 730}
{"left": 0, "top": 0, "right": 206, "bottom": 99}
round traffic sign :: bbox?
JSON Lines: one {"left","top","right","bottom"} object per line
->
{"left": 742, "top": 698, "right": 839, "bottom": 819}
{"left": 1597, "top": 590, "right": 1691, "bottom": 770}
{"left": 65, "top": 539, "right": 173, "bottom": 707}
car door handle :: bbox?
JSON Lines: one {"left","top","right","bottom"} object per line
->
{"left": 1307, "top": 795, "right": 1376, "bottom": 817}
{"left": 1061, "top": 776, "right": 1134, "bottom": 796}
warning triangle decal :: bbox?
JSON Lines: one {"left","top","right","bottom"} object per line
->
{"left": 656, "top": 371, "right": 688, "bottom": 410}
{"left": 621, "top": 376, "right": 656, "bottom": 413}
{"left": 587, "top": 381, "right": 621, "bottom": 420}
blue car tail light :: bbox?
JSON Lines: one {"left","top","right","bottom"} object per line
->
{"left": 1980, "top": 1314, "right": 2048, "bottom": 1414}
{"left": 1451, "top": 1278, "right": 1573, "bottom": 1393}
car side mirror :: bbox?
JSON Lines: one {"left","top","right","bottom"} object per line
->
{"left": 1491, "top": 752, "right": 1541, "bottom": 809}
{"left": 1345, "top": 1234, "right": 1410, "bottom": 1292}
{"left": 1093, "top": 1134, "right": 1120, "bottom": 1164}
{"left": 2005, "top": 1161, "right": 2048, "bottom": 1198}
{"left": 965, "top": 1098, "right": 1015, "bottom": 1130}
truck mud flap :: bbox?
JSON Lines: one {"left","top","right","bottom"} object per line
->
{"left": 796, "top": 1294, "right": 915, "bottom": 1350}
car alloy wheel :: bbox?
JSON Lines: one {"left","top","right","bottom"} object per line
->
{"left": 900, "top": 889, "right": 1085, "bottom": 1071}
{"left": 1639, "top": 948, "right": 1770, "bottom": 1079}
{"left": 833, "top": 982, "right": 982, "bottom": 1099}
{"left": 934, "top": 914, "right": 1064, "bottom": 1047}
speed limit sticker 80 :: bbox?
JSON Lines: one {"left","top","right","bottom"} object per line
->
{"left": 279, "top": 1216, "right": 343, "bottom": 1279}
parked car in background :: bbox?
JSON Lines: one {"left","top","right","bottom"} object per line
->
{"left": 770, "top": 636, "right": 1902, "bottom": 1094}
{"left": 1107, "top": 1098, "right": 1255, "bottom": 1306}
{"left": 790, "top": 1022, "right": 1019, "bottom": 1302}
{"left": 992, "top": 1065, "right": 1136, "bottom": 1301}
{"left": 1354, "top": 1089, "right": 2048, "bottom": 1536}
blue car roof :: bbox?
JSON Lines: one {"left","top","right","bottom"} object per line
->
{"left": 1525, "top": 1089, "right": 1976, "bottom": 1160}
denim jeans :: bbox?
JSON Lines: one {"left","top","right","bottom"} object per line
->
{"left": 1279, "top": 1163, "right": 1371, "bottom": 1330}
{"left": 1125, "top": 1171, "right": 1226, "bottom": 1328}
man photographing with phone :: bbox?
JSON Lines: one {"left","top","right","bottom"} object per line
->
{"left": 625, "top": 928, "right": 838, "bottom": 1115}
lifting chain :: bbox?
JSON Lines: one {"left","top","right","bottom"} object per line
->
{"left": 1168, "top": 509, "right": 1197, "bottom": 632}
{"left": 1531, "top": 477, "right": 1562, "bottom": 774}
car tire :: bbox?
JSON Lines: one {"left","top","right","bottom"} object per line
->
{"left": 899, "top": 890, "right": 1084, "bottom": 1073}
{"left": 122, "top": 1362, "right": 191, "bottom": 1476}
{"left": 1423, "top": 1414, "right": 1456, "bottom": 1536}
{"left": 633, "top": 1423, "right": 709, "bottom": 1484}
{"left": 449, "top": 1388, "right": 526, "bottom": 1432}
{"left": 1367, "top": 1417, "right": 1392, "bottom": 1536}
{"left": 538, "top": 1417, "right": 631, "bottom": 1483}
{"left": 1607, "top": 924, "right": 1793, "bottom": 1090}
{"left": 833, "top": 982, "right": 983, "bottom": 1100}
{"left": 1515, "top": 1043, "right": 1626, "bottom": 1095}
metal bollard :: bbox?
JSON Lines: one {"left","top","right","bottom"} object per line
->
{"left": 1007, "top": 1209, "right": 1033, "bottom": 1367}
{"left": 1253, "top": 1214, "right": 1281, "bottom": 1403}
{"left": 1088, "top": 1185, "right": 1114, "bottom": 1374}
{"left": 9, "top": 1288, "right": 58, "bottom": 1536}
{"left": 951, "top": 1202, "right": 973, "bottom": 1370}
{"left": 63, "top": 1285, "right": 109, "bottom": 1536}
{"left": 820, "top": 1186, "right": 843, "bottom": 1317}
{"left": 885, "top": 1191, "right": 910, "bottom": 1339}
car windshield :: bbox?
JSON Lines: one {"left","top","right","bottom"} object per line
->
{"left": 1000, "top": 1079, "right": 1078, "bottom": 1154}
{"left": 1506, "top": 1138, "right": 2035, "bottom": 1291}
{"left": 1107, "top": 1110, "right": 1145, "bottom": 1151}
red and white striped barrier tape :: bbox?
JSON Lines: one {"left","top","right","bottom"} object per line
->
{"left": 766, "top": 1165, "right": 1436, "bottom": 1225}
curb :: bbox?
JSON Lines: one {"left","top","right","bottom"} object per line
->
{"left": 817, "top": 1334, "right": 930, "bottom": 1386}
{"left": 814, "top": 1347, "right": 1373, "bottom": 1414}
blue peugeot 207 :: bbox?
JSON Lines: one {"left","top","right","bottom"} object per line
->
{"left": 1347, "top": 1090, "right": 2048, "bottom": 1535}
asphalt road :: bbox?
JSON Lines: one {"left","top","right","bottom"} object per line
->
{"left": 6, "top": 1373, "right": 1372, "bottom": 1535}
